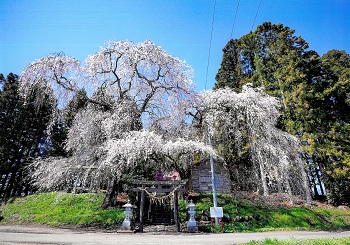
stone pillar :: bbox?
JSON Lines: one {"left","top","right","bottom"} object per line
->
{"left": 187, "top": 200, "right": 198, "bottom": 232}
{"left": 121, "top": 202, "right": 133, "bottom": 230}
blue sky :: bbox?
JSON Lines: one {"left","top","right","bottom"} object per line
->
{"left": 1, "top": 0, "right": 349, "bottom": 91}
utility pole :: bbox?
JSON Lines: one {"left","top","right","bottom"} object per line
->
{"left": 208, "top": 131, "right": 219, "bottom": 225}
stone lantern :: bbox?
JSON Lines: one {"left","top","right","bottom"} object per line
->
{"left": 187, "top": 200, "right": 198, "bottom": 232}
{"left": 121, "top": 201, "right": 134, "bottom": 230}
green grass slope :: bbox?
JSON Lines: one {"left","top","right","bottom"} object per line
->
{"left": 1, "top": 192, "right": 350, "bottom": 233}
{"left": 180, "top": 194, "right": 350, "bottom": 232}
{"left": 0, "top": 192, "right": 124, "bottom": 226}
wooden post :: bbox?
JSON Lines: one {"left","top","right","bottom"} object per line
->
{"left": 220, "top": 218, "right": 224, "bottom": 233}
{"left": 139, "top": 185, "right": 145, "bottom": 233}
{"left": 211, "top": 218, "right": 224, "bottom": 233}
{"left": 173, "top": 189, "right": 179, "bottom": 232}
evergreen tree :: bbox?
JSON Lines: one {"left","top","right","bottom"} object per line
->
{"left": 215, "top": 22, "right": 314, "bottom": 194}
{"left": 0, "top": 73, "right": 54, "bottom": 198}
{"left": 215, "top": 22, "right": 350, "bottom": 204}
{"left": 314, "top": 50, "right": 350, "bottom": 205}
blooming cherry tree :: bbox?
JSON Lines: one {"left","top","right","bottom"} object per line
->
{"left": 20, "top": 40, "right": 195, "bottom": 124}
{"left": 22, "top": 40, "right": 214, "bottom": 207}
{"left": 199, "top": 85, "right": 311, "bottom": 203}
{"left": 20, "top": 52, "right": 81, "bottom": 107}
{"left": 21, "top": 39, "right": 311, "bottom": 205}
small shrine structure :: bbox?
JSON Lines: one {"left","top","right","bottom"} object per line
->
{"left": 132, "top": 178, "right": 187, "bottom": 232}
{"left": 131, "top": 159, "right": 231, "bottom": 232}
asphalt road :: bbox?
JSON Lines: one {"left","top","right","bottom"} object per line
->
{"left": 1, "top": 225, "right": 350, "bottom": 245}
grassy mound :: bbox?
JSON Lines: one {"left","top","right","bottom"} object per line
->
{"left": 1, "top": 192, "right": 350, "bottom": 232}
{"left": 0, "top": 192, "right": 124, "bottom": 226}
{"left": 180, "top": 194, "right": 350, "bottom": 232}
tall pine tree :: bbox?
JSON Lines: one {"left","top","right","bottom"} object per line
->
{"left": 0, "top": 73, "right": 54, "bottom": 198}
{"left": 215, "top": 22, "right": 350, "bottom": 204}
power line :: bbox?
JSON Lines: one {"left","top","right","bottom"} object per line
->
{"left": 205, "top": 0, "right": 217, "bottom": 90}
{"left": 230, "top": 0, "right": 241, "bottom": 39}
{"left": 251, "top": 0, "right": 262, "bottom": 32}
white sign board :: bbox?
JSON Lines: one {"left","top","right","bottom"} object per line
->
{"left": 210, "top": 207, "right": 223, "bottom": 218}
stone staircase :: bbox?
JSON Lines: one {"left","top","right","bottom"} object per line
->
{"left": 152, "top": 206, "right": 173, "bottom": 225}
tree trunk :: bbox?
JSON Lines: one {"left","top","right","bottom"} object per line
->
{"left": 285, "top": 173, "right": 294, "bottom": 204}
{"left": 22, "top": 181, "right": 30, "bottom": 196}
{"left": 12, "top": 170, "right": 23, "bottom": 197}
{"left": 314, "top": 163, "right": 325, "bottom": 196}
{"left": 0, "top": 173, "right": 9, "bottom": 198}
{"left": 308, "top": 164, "right": 319, "bottom": 198}
{"left": 101, "top": 177, "right": 118, "bottom": 209}
{"left": 5, "top": 168, "right": 17, "bottom": 198}
{"left": 259, "top": 161, "right": 269, "bottom": 196}
{"left": 277, "top": 174, "right": 283, "bottom": 193}
{"left": 300, "top": 164, "right": 312, "bottom": 203}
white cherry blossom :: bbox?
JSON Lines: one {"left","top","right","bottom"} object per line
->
{"left": 199, "top": 85, "right": 311, "bottom": 202}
